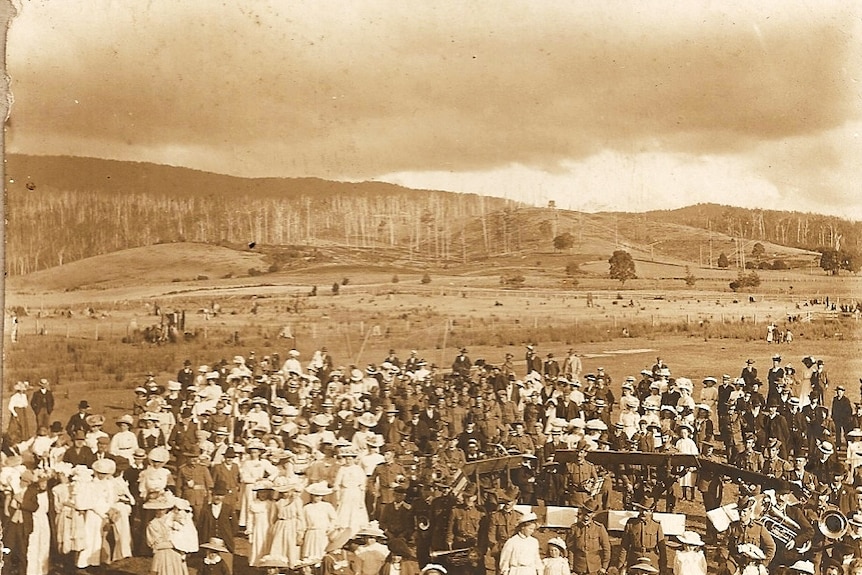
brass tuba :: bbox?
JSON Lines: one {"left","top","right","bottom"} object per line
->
{"left": 417, "top": 515, "right": 431, "bottom": 530}
{"left": 818, "top": 506, "right": 848, "bottom": 540}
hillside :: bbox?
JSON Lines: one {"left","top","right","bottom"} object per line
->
{"left": 638, "top": 204, "right": 862, "bottom": 253}
{"left": 4, "top": 155, "right": 839, "bottom": 279}
{"left": 7, "top": 243, "right": 268, "bottom": 293}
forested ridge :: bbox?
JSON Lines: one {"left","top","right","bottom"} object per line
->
{"left": 6, "top": 155, "right": 515, "bottom": 275}
{"left": 640, "top": 204, "right": 862, "bottom": 253}
{"left": 6, "top": 155, "right": 860, "bottom": 276}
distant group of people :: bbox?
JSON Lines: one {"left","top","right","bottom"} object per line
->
{"left": 1, "top": 341, "right": 859, "bottom": 575}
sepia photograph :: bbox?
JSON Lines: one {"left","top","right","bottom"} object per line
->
{"left": 2, "top": 2, "right": 861, "bottom": 574}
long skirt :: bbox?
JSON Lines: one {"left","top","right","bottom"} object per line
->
{"left": 335, "top": 486, "right": 368, "bottom": 534}
{"left": 76, "top": 510, "right": 106, "bottom": 568}
{"left": 26, "top": 506, "right": 51, "bottom": 575}
{"left": 151, "top": 548, "right": 189, "bottom": 575}
{"left": 302, "top": 527, "right": 329, "bottom": 562}
{"left": 267, "top": 519, "right": 302, "bottom": 568}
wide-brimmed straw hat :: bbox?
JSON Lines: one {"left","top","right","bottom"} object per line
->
{"left": 305, "top": 481, "right": 333, "bottom": 497}
{"left": 677, "top": 531, "right": 705, "bottom": 546}
{"left": 199, "top": 537, "right": 229, "bottom": 553}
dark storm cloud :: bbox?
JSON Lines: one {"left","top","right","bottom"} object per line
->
{"left": 7, "top": 1, "right": 860, "bottom": 184}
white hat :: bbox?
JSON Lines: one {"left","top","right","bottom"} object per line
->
{"left": 676, "top": 531, "right": 704, "bottom": 546}
{"left": 547, "top": 537, "right": 567, "bottom": 552}
{"left": 517, "top": 511, "right": 539, "bottom": 525}
{"left": 356, "top": 520, "right": 386, "bottom": 538}
{"left": 92, "top": 458, "right": 116, "bottom": 475}
{"left": 357, "top": 412, "right": 378, "bottom": 427}
{"left": 820, "top": 441, "right": 835, "bottom": 455}
{"left": 420, "top": 565, "right": 448, "bottom": 575}
{"left": 305, "top": 481, "right": 333, "bottom": 497}
{"left": 788, "top": 560, "right": 815, "bottom": 574}
{"left": 629, "top": 558, "right": 659, "bottom": 573}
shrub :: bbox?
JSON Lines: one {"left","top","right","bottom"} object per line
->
{"left": 332, "top": 282, "right": 340, "bottom": 295}
{"left": 565, "top": 262, "right": 580, "bottom": 276}
{"left": 248, "top": 268, "right": 263, "bottom": 277}
{"left": 391, "top": 275, "right": 399, "bottom": 283}
{"left": 341, "top": 278, "right": 350, "bottom": 286}
{"left": 717, "top": 253, "right": 730, "bottom": 268}
{"left": 684, "top": 266, "right": 697, "bottom": 287}
{"left": 772, "top": 259, "right": 788, "bottom": 270}
{"left": 420, "top": 273, "right": 431, "bottom": 284}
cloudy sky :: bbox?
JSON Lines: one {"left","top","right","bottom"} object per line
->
{"left": 7, "top": 1, "right": 862, "bottom": 218}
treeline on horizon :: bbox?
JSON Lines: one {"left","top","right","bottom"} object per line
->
{"left": 5, "top": 155, "right": 861, "bottom": 276}
{"left": 646, "top": 203, "right": 862, "bottom": 253}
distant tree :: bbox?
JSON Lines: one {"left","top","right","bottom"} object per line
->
{"left": 758, "top": 261, "right": 771, "bottom": 270}
{"left": 820, "top": 248, "right": 861, "bottom": 275}
{"left": 565, "top": 261, "right": 580, "bottom": 276}
{"left": 341, "top": 277, "right": 350, "bottom": 286}
{"left": 391, "top": 275, "right": 399, "bottom": 283}
{"left": 420, "top": 273, "right": 431, "bottom": 284}
{"left": 846, "top": 251, "right": 862, "bottom": 273}
{"left": 752, "top": 242, "right": 766, "bottom": 259}
{"left": 608, "top": 250, "right": 637, "bottom": 284}
{"left": 771, "top": 259, "right": 788, "bottom": 270}
{"left": 717, "top": 252, "right": 730, "bottom": 268}
{"left": 332, "top": 282, "right": 340, "bottom": 295}
{"left": 730, "top": 270, "right": 761, "bottom": 291}
{"left": 684, "top": 266, "right": 697, "bottom": 287}
{"left": 553, "top": 233, "right": 575, "bottom": 252}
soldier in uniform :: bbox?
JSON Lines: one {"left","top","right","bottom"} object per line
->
{"left": 371, "top": 443, "right": 408, "bottom": 518}
{"left": 506, "top": 422, "right": 535, "bottom": 456}
{"left": 567, "top": 498, "right": 611, "bottom": 575}
{"left": 566, "top": 440, "right": 599, "bottom": 507}
{"left": 446, "top": 482, "right": 485, "bottom": 551}
{"left": 768, "top": 486, "right": 814, "bottom": 571}
{"left": 378, "top": 485, "right": 416, "bottom": 543}
{"left": 484, "top": 486, "right": 522, "bottom": 575}
{"left": 761, "top": 438, "right": 789, "bottom": 479}
{"left": 721, "top": 496, "right": 776, "bottom": 574}
{"left": 177, "top": 445, "right": 214, "bottom": 518}
{"left": 616, "top": 496, "right": 668, "bottom": 574}
{"left": 737, "top": 434, "right": 765, "bottom": 473}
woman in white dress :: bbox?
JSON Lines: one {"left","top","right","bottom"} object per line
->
{"left": 247, "top": 480, "right": 275, "bottom": 567}
{"left": 110, "top": 415, "right": 140, "bottom": 466}
{"left": 302, "top": 482, "right": 338, "bottom": 562}
{"left": 265, "top": 478, "right": 306, "bottom": 569}
{"left": 24, "top": 471, "right": 51, "bottom": 575}
{"left": 333, "top": 448, "right": 369, "bottom": 533}
{"left": 238, "top": 439, "right": 278, "bottom": 531}
{"left": 675, "top": 424, "right": 700, "bottom": 501}
{"left": 673, "top": 531, "right": 707, "bottom": 575}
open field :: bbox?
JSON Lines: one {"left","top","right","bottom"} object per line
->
{"left": 4, "top": 281, "right": 861, "bottom": 425}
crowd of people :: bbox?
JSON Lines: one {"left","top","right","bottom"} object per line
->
{"left": 1, "top": 344, "right": 860, "bottom": 575}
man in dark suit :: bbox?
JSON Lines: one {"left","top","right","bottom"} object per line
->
{"left": 452, "top": 348, "right": 472, "bottom": 379}
{"left": 65, "top": 400, "right": 92, "bottom": 437}
{"left": 177, "top": 359, "right": 195, "bottom": 392}
{"left": 168, "top": 408, "right": 199, "bottom": 467}
{"left": 30, "top": 379, "right": 55, "bottom": 430}
{"left": 63, "top": 430, "right": 96, "bottom": 467}
{"left": 378, "top": 486, "right": 415, "bottom": 543}
{"left": 196, "top": 482, "right": 237, "bottom": 570}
